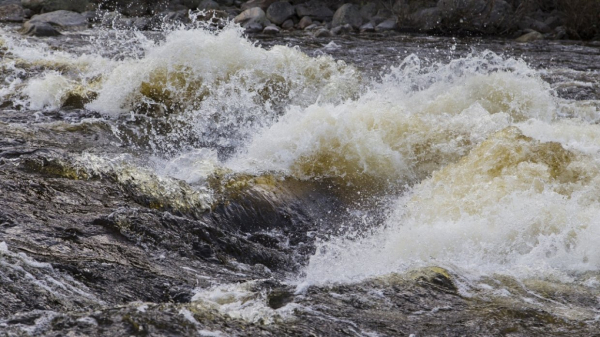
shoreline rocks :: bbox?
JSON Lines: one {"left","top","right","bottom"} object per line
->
{"left": 4, "top": 0, "right": 598, "bottom": 41}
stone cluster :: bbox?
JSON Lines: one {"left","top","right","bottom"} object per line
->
{"left": 0, "top": 0, "right": 594, "bottom": 41}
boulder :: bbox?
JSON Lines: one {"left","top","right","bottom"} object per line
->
{"left": 263, "top": 24, "right": 280, "bottom": 34}
{"left": 359, "top": 21, "right": 375, "bottom": 33}
{"left": 244, "top": 21, "right": 264, "bottom": 32}
{"left": 376, "top": 18, "right": 397, "bottom": 31}
{"left": 515, "top": 30, "right": 543, "bottom": 42}
{"left": 241, "top": 0, "right": 278, "bottom": 11}
{"left": 313, "top": 27, "right": 331, "bottom": 37}
{"left": 295, "top": 0, "right": 333, "bottom": 21}
{"left": 359, "top": 2, "right": 378, "bottom": 22}
{"left": 234, "top": 7, "right": 268, "bottom": 28}
{"left": 20, "top": 20, "right": 60, "bottom": 35}
{"left": 181, "top": 0, "right": 202, "bottom": 9}
{"left": 266, "top": 1, "right": 295, "bottom": 25}
{"left": 303, "top": 22, "right": 318, "bottom": 30}
{"left": 215, "top": 0, "right": 235, "bottom": 6}
{"left": 26, "top": 10, "right": 87, "bottom": 31}
{"left": 330, "top": 23, "right": 352, "bottom": 35}
{"left": 332, "top": 3, "right": 360, "bottom": 28}
{"left": 21, "top": 0, "right": 90, "bottom": 13}
{"left": 0, "top": 3, "right": 24, "bottom": 22}
{"left": 298, "top": 15, "right": 312, "bottom": 29}
{"left": 199, "top": 0, "right": 220, "bottom": 10}
{"left": 281, "top": 18, "right": 294, "bottom": 29}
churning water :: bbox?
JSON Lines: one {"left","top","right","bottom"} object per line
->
{"left": 2, "top": 18, "right": 600, "bottom": 334}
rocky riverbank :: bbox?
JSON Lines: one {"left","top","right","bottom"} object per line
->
{"left": 2, "top": 0, "right": 599, "bottom": 41}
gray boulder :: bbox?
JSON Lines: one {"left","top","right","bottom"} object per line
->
{"left": 281, "top": 18, "right": 294, "bottom": 29}
{"left": 376, "top": 18, "right": 398, "bottom": 31}
{"left": 0, "top": 3, "right": 24, "bottom": 22}
{"left": 330, "top": 23, "right": 352, "bottom": 35}
{"left": 21, "top": 0, "right": 90, "bottom": 13}
{"left": 298, "top": 15, "right": 312, "bottom": 29}
{"left": 199, "top": 0, "right": 220, "bottom": 10}
{"left": 20, "top": 20, "right": 59, "bottom": 35}
{"left": 332, "top": 3, "right": 360, "bottom": 28}
{"left": 266, "top": 1, "right": 294, "bottom": 25}
{"left": 234, "top": 7, "right": 268, "bottom": 28}
{"left": 359, "top": 2, "right": 378, "bottom": 22}
{"left": 26, "top": 10, "right": 87, "bottom": 30}
{"left": 295, "top": 0, "right": 332, "bottom": 21}
{"left": 313, "top": 27, "right": 331, "bottom": 37}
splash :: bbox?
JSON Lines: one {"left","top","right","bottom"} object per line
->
{"left": 302, "top": 126, "right": 600, "bottom": 285}
{"left": 232, "top": 52, "right": 557, "bottom": 187}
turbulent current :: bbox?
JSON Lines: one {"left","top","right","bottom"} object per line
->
{"left": 1, "top": 20, "right": 600, "bottom": 336}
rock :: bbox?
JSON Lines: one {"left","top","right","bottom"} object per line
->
{"left": 295, "top": 0, "right": 333, "bottom": 21}
{"left": 263, "top": 24, "right": 280, "bottom": 34}
{"left": 313, "top": 27, "right": 331, "bottom": 37}
{"left": 330, "top": 23, "right": 352, "bottom": 35}
{"left": 376, "top": 18, "right": 397, "bottom": 31}
{"left": 515, "top": 30, "right": 543, "bottom": 42}
{"left": 26, "top": 10, "right": 87, "bottom": 31}
{"left": 359, "top": 21, "right": 375, "bottom": 33}
{"left": 332, "top": 3, "right": 361, "bottom": 28}
{"left": 266, "top": 1, "right": 295, "bottom": 25}
{"left": 553, "top": 25, "right": 567, "bottom": 40}
{"left": 0, "top": 4, "right": 24, "bottom": 22}
{"left": 241, "top": 0, "right": 278, "bottom": 11}
{"left": 21, "top": 0, "right": 90, "bottom": 13}
{"left": 181, "top": 0, "right": 202, "bottom": 9}
{"left": 20, "top": 20, "right": 60, "bottom": 36}
{"left": 244, "top": 21, "right": 264, "bottom": 32}
{"left": 199, "top": 0, "right": 220, "bottom": 10}
{"left": 411, "top": 7, "right": 441, "bottom": 31}
{"left": 303, "top": 22, "right": 318, "bottom": 30}
{"left": 215, "top": 0, "right": 235, "bottom": 6}
{"left": 298, "top": 15, "right": 312, "bottom": 29}
{"left": 234, "top": 7, "right": 268, "bottom": 28}
{"left": 281, "top": 18, "right": 294, "bottom": 29}
{"left": 359, "top": 2, "right": 378, "bottom": 22}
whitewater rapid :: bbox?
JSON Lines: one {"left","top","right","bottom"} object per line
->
{"left": 2, "top": 23, "right": 600, "bottom": 290}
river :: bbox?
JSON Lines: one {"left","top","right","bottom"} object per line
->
{"left": 1, "top": 20, "right": 600, "bottom": 335}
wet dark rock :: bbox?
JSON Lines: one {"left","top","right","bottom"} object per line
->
{"left": 411, "top": 7, "right": 441, "bottom": 31}
{"left": 295, "top": 0, "right": 333, "bottom": 22}
{"left": 0, "top": 3, "right": 25, "bottom": 22}
{"left": 281, "top": 18, "right": 294, "bottom": 29}
{"left": 266, "top": 1, "right": 294, "bottom": 25}
{"left": 23, "top": 10, "right": 88, "bottom": 35}
{"left": 234, "top": 7, "right": 268, "bottom": 29}
{"left": 21, "top": 0, "right": 90, "bottom": 13}
{"left": 313, "top": 27, "right": 331, "bottom": 37}
{"left": 298, "top": 15, "right": 312, "bottom": 29}
{"left": 359, "top": 2, "right": 378, "bottom": 22}
{"left": 198, "top": 0, "right": 220, "bottom": 10}
{"left": 331, "top": 3, "right": 360, "bottom": 29}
